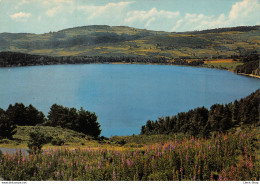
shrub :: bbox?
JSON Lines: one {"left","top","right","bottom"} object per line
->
{"left": 0, "top": 139, "right": 10, "bottom": 144}
{"left": 51, "top": 137, "right": 64, "bottom": 146}
{"left": 27, "top": 127, "right": 45, "bottom": 154}
{"left": 116, "top": 139, "right": 127, "bottom": 146}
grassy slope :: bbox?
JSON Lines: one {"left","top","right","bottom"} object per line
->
{"left": 202, "top": 59, "right": 244, "bottom": 70}
{"left": 0, "top": 126, "right": 98, "bottom": 149}
{"left": 0, "top": 25, "right": 259, "bottom": 58}
{"left": 0, "top": 125, "right": 187, "bottom": 150}
{"left": 1, "top": 124, "right": 257, "bottom": 151}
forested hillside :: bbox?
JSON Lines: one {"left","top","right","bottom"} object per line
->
{"left": 0, "top": 25, "right": 259, "bottom": 59}
{"left": 0, "top": 51, "right": 204, "bottom": 67}
{"left": 141, "top": 89, "right": 260, "bottom": 136}
{"left": 0, "top": 103, "right": 101, "bottom": 139}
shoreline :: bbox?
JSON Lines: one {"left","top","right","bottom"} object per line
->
{"left": 234, "top": 72, "right": 260, "bottom": 79}
{"left": 1, "top": 61, "right": 259, "bottom": 80}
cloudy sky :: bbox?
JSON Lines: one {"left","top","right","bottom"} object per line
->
{"left": 0, "top": 0, "right": 259, "bottom": 33}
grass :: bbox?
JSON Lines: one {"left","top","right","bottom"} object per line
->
{"left": 0, "top": 128, "right": 259, "bottom": 181}
{"left": 0, "top": 126, "right": 185, "bottom": 150}
{"left": 203, "top": 60, "right": 244, "bottom": 71}
{"left": 0, "top": 126, "right": 98, "bottom": 149}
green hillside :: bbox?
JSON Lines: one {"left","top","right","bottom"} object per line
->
{"left": 0, "top": 25, "right": 259, "bottom": 58}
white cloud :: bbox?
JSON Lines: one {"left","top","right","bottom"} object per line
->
{"left": 125, "top": 8, "right": 179, "bottom": 24}
{"left": 10, "top": 12, "right": 31, "bottom": 21}
{"left": 40, "top": 0, "right": 73, "bottom": 6}
{"left": 228, "top": 0, "right": 260, "bottom": 25}
{"left": 172, "top": 0, "right": 260, "bottom": 32}
{"left": 46, "top": 6, "right": 62, "bottom": 17}
{"left": 78, "top": 1, "right": 134, "bottom": 20}
{"left": 125, "top": 8, "right": 180, "bottom": 30}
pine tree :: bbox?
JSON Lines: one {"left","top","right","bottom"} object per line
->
{"left": 0, "top": 109, "right": 16, "bottom": 139}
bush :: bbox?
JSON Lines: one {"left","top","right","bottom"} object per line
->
{"left": 0, "top": 139, "right": 10, "bottom": 144}
{"left": 51, "top": 137, "right": 64, "bottom": 146}
{"left": 27, "top": 127, "right": 46, "bottom": 154}
{"left": 117, "top": 139, "right": 127, "bottom": 146}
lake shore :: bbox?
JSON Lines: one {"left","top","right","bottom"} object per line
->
{"left": 235, "top": 72, "right": 260, "bottom": 79}
{"left": 2, "top": 60, "right": 259, "bottom": 79}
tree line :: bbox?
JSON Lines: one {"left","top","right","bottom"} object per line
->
{"left": 0, "top": 103, "right": 101, "bottom": 139}
{"left": 233, "top": 51, "right": 259, "bottom": 76}
{"left": 141, "top": 89, "right": 260, "bottom": 137}
{"left": 183, "top": 25, "right": 260, "bottom": 34}
{"left": 0, "top": 51, "right": 205, "bottom": 67}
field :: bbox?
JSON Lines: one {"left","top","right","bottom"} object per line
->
{"left": 203, "top": 59, "right": 244, "bottom": 71}
{"left": 0, "top": 126, "right": 259, "bottom": 181}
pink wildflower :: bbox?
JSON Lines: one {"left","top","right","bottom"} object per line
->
{"left": 185, "top": 155, "right": 189, "bottom": 161}
{"left": 113, "top": 170, "right": 116, "bottom": 181}
{"left": 180, "top": 168, "right": 183, "bottom": 173}
{"left": 127, "top": 159, "right": 132, "bottom": 166}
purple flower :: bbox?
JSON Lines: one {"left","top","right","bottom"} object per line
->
{"left": 121, "top": 158, "right": 125, "bottom": 165}
{"left": 180, "top": 168, "right": 183, "bottom": 173}
{"left": 218, "top": 174, "right": 222, "bottom": 181}
{"left": 157, "top": 152, "right": 161, "bottom": 157}
{"left": 127, "top": 159, "right": 132, "bottom": 166}
{"left": 185, "top": 155, "right": 189, "bottom": 161}
{"left": 113, "top": 170, "right": 116, "bottom": 181}
{"left": 249, "top": 163, "right": 253, "bottom": 168}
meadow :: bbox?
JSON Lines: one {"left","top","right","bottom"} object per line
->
{"left": 0, "top": 128, "right": 259, "bottom": 181}
{"left": 203, "top": 59, "right": 244, "bottom": 71}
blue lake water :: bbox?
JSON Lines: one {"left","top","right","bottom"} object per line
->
{"left": 0, "top": 64, "right": 259, "bottom": 137}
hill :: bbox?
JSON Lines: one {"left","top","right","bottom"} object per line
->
{"left": 0, "top": 25, "right": 259, "bottom": 59}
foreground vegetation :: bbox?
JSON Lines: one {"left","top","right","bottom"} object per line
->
{"left": 0, "top": 89, "right": 259, "bottom": 181}
{"left": 0, "top": 128, "right": 259, "bottom": 181}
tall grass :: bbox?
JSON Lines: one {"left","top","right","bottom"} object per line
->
{"left": 0, "top": 130, "right": 259, "bottom": 181}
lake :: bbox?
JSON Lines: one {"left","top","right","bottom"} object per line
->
{"left": 0, "top": 64, "right": 259, "bottom": 137}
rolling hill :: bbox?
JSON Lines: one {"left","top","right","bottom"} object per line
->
{"left": 0, "top": 25, "right": 259, "bottom": 59}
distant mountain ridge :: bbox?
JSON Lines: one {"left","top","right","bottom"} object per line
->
{"left": 0, "top": 25, "right": 259, "bottom": 58}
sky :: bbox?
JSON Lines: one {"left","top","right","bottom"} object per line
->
{"left": 0, "top": 0, "right": 259, "bottom": 33}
